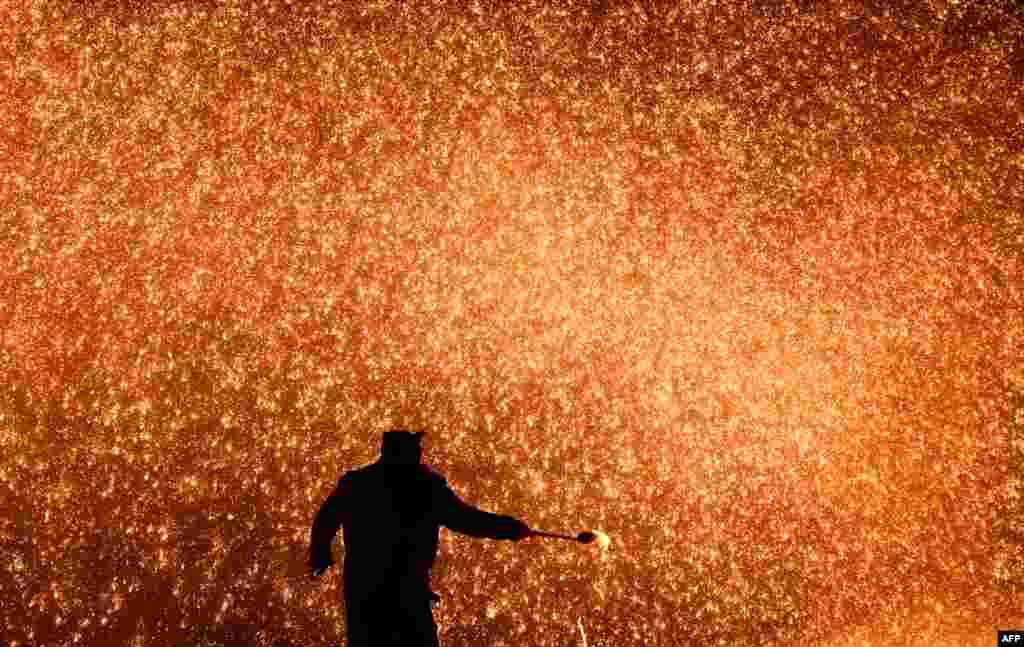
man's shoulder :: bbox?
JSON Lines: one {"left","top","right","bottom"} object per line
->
{"left": 337, "top": 463, "right": 375, "bottom": 484}
{"left": 418, "top": 465, "right": 449, "bottom": 487}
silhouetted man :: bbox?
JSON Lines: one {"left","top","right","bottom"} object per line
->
{"left": 309, "top": 430, "right": 533, "bottom": 647}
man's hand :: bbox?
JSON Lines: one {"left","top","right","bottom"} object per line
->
{"left": 510, "top": 520, "right": 534, "bottom": 542}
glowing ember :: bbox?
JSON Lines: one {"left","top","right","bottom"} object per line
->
{"left": 591, "top": 530, "right": 611, "bottom": 552}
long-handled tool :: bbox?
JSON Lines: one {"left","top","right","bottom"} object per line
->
{"left": 529, "top": 530, "right": 599, "bottom": 544}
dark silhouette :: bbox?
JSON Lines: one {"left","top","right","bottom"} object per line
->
{"left": 309, "top": 430, "right": 533, "bottom": 647}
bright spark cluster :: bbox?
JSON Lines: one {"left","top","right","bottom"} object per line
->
{"left": 3, "top": 1, "right": 1022, "bottom": 646}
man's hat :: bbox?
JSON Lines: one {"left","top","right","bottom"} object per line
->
{"left": 382, "top": 430, "right": 425, "bottom": 453}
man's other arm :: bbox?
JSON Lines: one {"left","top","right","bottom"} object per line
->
{"left": 309, "top": 476, "right": 351, "bottom": 576}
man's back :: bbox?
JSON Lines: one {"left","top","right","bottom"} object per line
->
{"left": 337, "top": 462, "right": 448, "bottom": 600}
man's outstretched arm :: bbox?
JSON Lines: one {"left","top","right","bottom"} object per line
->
{"left": 435, "top": 477, "right": 532, "bottom": 541}
{"left": 308, "top": 477, "right": 350, "bottom": 578}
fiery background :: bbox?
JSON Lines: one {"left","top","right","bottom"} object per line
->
{"left": 2, "top": 0, "right": 1022, "bottom": 645}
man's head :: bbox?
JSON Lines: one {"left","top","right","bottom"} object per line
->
{"left": 380, "top": 430, "right": 425, "bottom": 465}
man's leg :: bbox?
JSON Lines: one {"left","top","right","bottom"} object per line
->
{"left": 401, "top": 597, "right": 440, "bottom": 647}
{"left": 343, "top": 595, "right": 373, "bottom": 647}
{"left": 346, "top": 590, "right": 439, "bottom": 647}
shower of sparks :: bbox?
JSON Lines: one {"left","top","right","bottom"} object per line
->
{"left": 3, "top": 1, "right": 1023, "bottom": 646}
